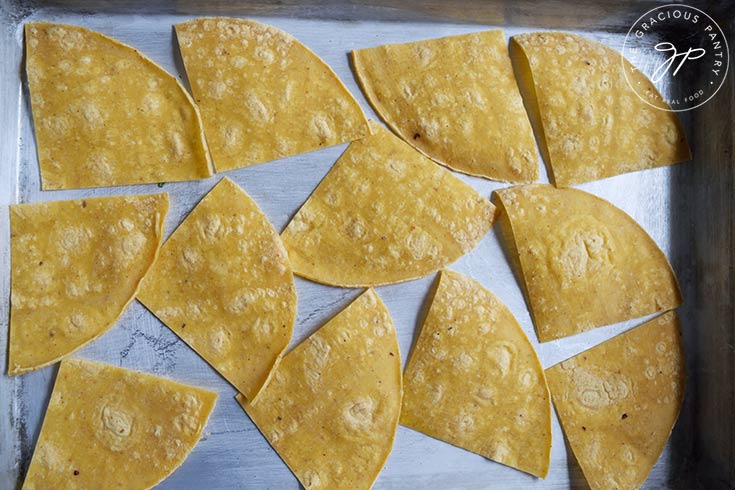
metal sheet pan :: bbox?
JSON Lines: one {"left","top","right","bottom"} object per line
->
{"left": 1, "top": 1, "right": 732, "bottom": 488}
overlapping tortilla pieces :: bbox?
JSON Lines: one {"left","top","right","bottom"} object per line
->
{"left": 546, "top": 312, "right": 685, "bottom": 489}
{"left": 509, "top": 32, "right": 690, "bottom": 186}
{"left": 8, "top": 193, "right": 168, "bottom": 375}
{"left": 281, "top": 121, "right": 496, "bottom": 287}
{"left": 401, "top": 270, "right": 551, "bottom": 477}
{"left": 175, "top": 18, "right": 370, "bottom": 171}
{"left": 137, "top": 178, "right": 296, "bottom": 400}
{"left": 494, "top": 184, "right": 681, "bottom": 342}
{"left": 238, "top": 289, "right": 401, "bottom": 490}
{"left": 22, "top": 358, "right": 216, "bottom": 489}
{"left": 352, "top": 30, "right": 538, "bottom": 182}
{"left": 25, "top": 22, "right": 212, "bottom": 190}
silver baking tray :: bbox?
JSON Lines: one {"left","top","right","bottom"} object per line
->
{"left": 1, "top": 1, "right": 733, "bottom": 489}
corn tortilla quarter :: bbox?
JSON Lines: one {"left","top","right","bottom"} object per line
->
{"left": 22, "top": 358, "right": 216, "bottom": 489}
{"left": 510, "top": 32, "right": 691, "bottom": 187}
{"left": 238, "top": 289, "right": 401, "bottom": 490}
{"left": 175, "top": 18, "right": 370, "bottom": 172}
{"left": 8, "top": 193, "right": 168, "bottom": 375}
{"left": 352, "top": 30, "right": 538, "bottom": 183}
{"left": 494, "top": 184, "right": 682, "bottom": 342}
{"left": 546, "top": 312, "right": 685, "bottom": 489}
{"left": 25, "top": 22, "right": 212, "bottom": 190}
{"left": 281, "top": 121, "right": 496, "bottom": 287}
{"left": 138, "top": 177, "right": 296, "bottom": 400}
{"left": 401, "top": 270, "right": 551, "bottom": 478}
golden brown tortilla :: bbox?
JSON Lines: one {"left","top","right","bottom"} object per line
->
{"left": 22, "top": 358, "right": 217, "bottom": 489}
{"left": 281, "top": 121, "right": 496, "bottom": 287}
{"left": 175, "top": 18, "right": 370, "bottom": 171}
{"left": 510, "top": 32, "right": 691, "bottom": 186}
{"left": 401, "top": 270, "right": 551, "bottom": 477}
{"left": 8, "top": 193, "right": 168, "bottom": 375}
{"left": 238, "top": 289, "right": 401, "bottom": 490}
{"left": 494, "top": 184, "right": 681, "bottom": 342}
{"left": 546, "top": 312, "right": 685, "bottom": 489}
{"left": 352, "top": 30, "right": 539, "bottom": 182}
{"left": 137, "top": 178, "right": 296, "bottom": 400}
{"left": 25, "top": 22, "right": 212, "bottom": 189}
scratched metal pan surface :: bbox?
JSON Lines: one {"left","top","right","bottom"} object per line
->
{"left": 1, "top": 1, "right": 733, "bottom": 489}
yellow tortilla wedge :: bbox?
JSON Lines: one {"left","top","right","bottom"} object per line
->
{"left": 175, "top": 18, "right": 370, "bottom": 171}
{"left": 509, "top": 31, "right": 691, "bottom": 187}
{"left": 546, "top": 312, "right": 685, "bottom": 489}
{"left": 281, "top": 121, "right": 496, "bottom": 287}
{"left": 8, "top": 193, "right": 168, "bottom": 375}
{"left": 352, "top": 30, "right": 538, "bottom": 183}
{"left": 22, "top": 358, "right": 216, "bottom": 489}
{"left": 401, "top": 270, "right": 551, "bottom": 478}
{"left": 137, "top": 178, "right": 296, "bottom": 400}
{"left": 238, "top": 289, "right": 401, "bottom": 490}
{"left": 494, "top": 184, "right": 682, "bottom": 342}
{"left": 25, "top": 22, "right": 212, "bottom": 190}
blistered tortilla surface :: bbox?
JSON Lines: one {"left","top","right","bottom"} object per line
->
{"left": 239, "top": 289, "right": 401, "bottom": 490}
{"left": 495, "top": 184, "right": 681, "bottom": 341}
{"left": 9, "top": 193, "right": 168, "bottom": 375}
{"left": 22, "top": 358, "right": 217, "bottom": 490}
{"left": 353, "top": 30, "right": 538, "bottom": 182}
{"left": 175, "top": 18, "right": 370, "bottom": 171}
{"left": 137, "top": 178, "right": 296, "bottom": 400}
{"left": 545, "top": 312, "right": 685, "bottom": 490}
{"left": 25, "top": 22, "right": 212, "bottom": 189}
{"left": 281, "top": 121, "right": 496, "bottom": 287}
{"left": 510, "top": 32, "right": 690, "bottom": 187}
{"left": 401, "top": 270, "right": 551, "bottom": 477}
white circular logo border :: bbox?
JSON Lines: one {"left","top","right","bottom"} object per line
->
{"left": 622, "top": 4, "right": 729, "bottom": 112}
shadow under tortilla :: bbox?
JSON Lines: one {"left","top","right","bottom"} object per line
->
{"left": 171, "top": 25, "right": 193, "bottom": 94}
